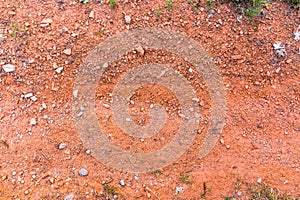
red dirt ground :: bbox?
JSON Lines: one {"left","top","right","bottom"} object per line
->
{"left": 0, "top": 0, "right": 299, "bottom": 199}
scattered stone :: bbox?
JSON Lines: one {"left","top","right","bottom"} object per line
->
{"left": 40, "top": 18, "right": 53, "bottom": 27}
{"left": 55, "top": 67, "right": 64, "bottom": 73}
{"left": 24, "top": 93, "right": 33, "bottom": 98}
{"left": 42, "top": 102, "right": 47, "bottom": 110}
{"left": 59, "top": 143, "right": 67, "bottom": 150}
{"left": 125, "top": 15, "right": 131, "bottom": 24}
{"left": 294, "top": 26, "right": 300, "bottom": 41}
{"left": 120, "top": 179, "right": 125, "bottom": 186}
{"left": 232, "top": 55, "right": 242, "bottom": 60}
{"left": 257, "top": 178, "right": 262, "bottom": 184}
{"left": 31, "top": 96, "right": 38, "bottom": 102}
{"left": 237, "top": 191, "right": 242, "bottom": 196}
{"left": 64, "top": 194, "right": 74, "bottom": 200}
{"left": 24, "top": 190, "right": 29, "bottom": 195}
{"left": 63, "top": 49, "right": 72, "bottom": 56}
{"left": 85, "top": 149, "right": 91, "bottom": 155}
{"left": 286, "top": 59, "right": 292, "bottom": 64}
{"left": 192, "top": 98, "right": 199, "bottom": 102}
{"left": 220, "top": 139, "right": 225, "bottom": 145}
{"left": 8, "top": 11, "right": 16, "bottom": 15}
{"left": 78, "top": 169, "right": 88, "bottom": 176}
{"left": 30, "top": 118, "right": 37, "bottom": 125}
{"left": 73, "top": 89, "right": 78, "bottom": 98}
{"left": 175, "top": 186, "right": 184, "bottom": 194}
{"left": 135, "top": 46, "right": 145, "bottom": 56}
{"left": 53, "top": 62, "right": 58, "bottom": 69}
{"left": 134, "top": 174, "right": 139, "bottom": 180}
{"left": 89, "top": 11, "right": 95, "bottom": 19}
{"left": 103, "top": 104, "right": 110, "bottom": 108}
{"left": 273, "top": 42, "right": 286, "bottom": 57}
{"left": 102, "top": 62, "right": 109, "bottom": 68}
{"left": 2, "top": 64, "right": 16, "bottom": 73}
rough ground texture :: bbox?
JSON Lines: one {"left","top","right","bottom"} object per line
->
{"left": 0, "top": 0, "right": 299, "bottom": 199}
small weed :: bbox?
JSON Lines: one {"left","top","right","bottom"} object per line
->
{"left": 165, "top": 0, "right": 174, "bottom": 10}
{"left": 8, "top": 22, "right": 26, "bottom": 38}
{"left": 157, "top": 8, "right": 162, "bottom": 16}
{"left": 188, "top": 0, "right": 201, "bottom": 11}
{"left": 152, "top": 169, "right": 162, "bottom": 176}
{"left": 206, "top": 0, "right": 215, "bottom": 12}
{"left": 231, "top": 0, "right": 266, "bottom": 18}
{"left": 78, "top": 0, "right": 89, "bottom": 3}
{"left": 181, "top": 174, "right": 192, "bottom": 184}
{"left": 109, "top": 0, "right": 117, "bottom": 8}
{"left": 103, "top": 184, "right": 117, "bottom": 196}
{"left": 250, "top": 184, "right": 293, "bottom": 200}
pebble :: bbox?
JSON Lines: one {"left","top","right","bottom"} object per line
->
{"left": 257, "top": 178, "right": 262, "bottom": 184}
{"left": 89, "top": 11, "right": 95, "bottom": 19}
{"left": 53, "top": 62, "right": 58, "bottom": 69}
{"left": 40, "top": 18, "right": 53, "bottom": 27}
{"left": 63, "top": 49, "right": 72, "bottom": 56}
{"left": 64, "top": 194, "right": 74, "bottom": 200}
{"left": 175, "top": 186, "right": 184, "bottom": 194}
{"left": 85, "top": 149, "right": 91, "bottom": 155}
{"left": 125, "top": 15, "right": 131, "bottom": 24}
{"left": 59, "top": 143, "right": 67, "bottom": 150}
{"left": 134, "top": 174, "right": 139, "bottom": 180}
{"left": 24, "top": 93, "right": 33, "bottom": 98}
{"left": 55, "top": 67, "right": 64, "bottom": 73}
{"left": 31, "top": 96, "right": 38, "bottom": 102}
{"left": 136, "top": 46, "right": 145, "bottom": 56}
{"left": 42, "top": 102, "right": 47, "bottom": 109}
{"left": 73, "top": 90, "right": 78, "bottom": 98}
{"left": 2, "top": 64, "right": 16, "bottom": 73}
{"left": 30, "top": 118, "right": 37, "bottom": 125}
{"left": 78, "top": 169, "right": 88, "bottom": 176}
{"left": 120, "top": 179, "right": 125, "bottom": 186}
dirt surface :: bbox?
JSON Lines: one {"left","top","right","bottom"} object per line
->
{"left": 0, "top": 0, "right": 299, "bottom": 199}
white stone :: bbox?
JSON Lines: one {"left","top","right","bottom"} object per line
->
{"left": 3, "top": 64, "right": 16, "bottom": 72}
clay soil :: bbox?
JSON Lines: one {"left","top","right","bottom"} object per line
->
{"left": 0, "top": 0, "right": 299, "bottom": 199}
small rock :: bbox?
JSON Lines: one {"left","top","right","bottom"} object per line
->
{"left": 85, "top": 149, "right": 91, "bottom": 155}
{"left": 102, "top": 62, "right": 109, "bottom": 68}
{"left": 41, "top": 18, "right": 53, "bottom": 24}
{"left": 31, "top": 96, "right": 38, "bottom": 102}
{"left": 63, "top": 49, "right": 72, "bottom": 56}
{"left": 24, "top": 190, "right": 29, "bottom": 195}
{"left": 24, "top": 93, "right": 33, "bottom": 98}
{"left": 125, "top": 15, "right": 131, "bottom": 24}
{"left": 59, "top": 143, "right": 67, "bottom": 150}
{"left": 2, "top": 64, "right": 16, "bottom": 73}
{"left": 175, "top": 186, "right": 184, "bottom": 194}
{"left": 286, "top": 59, "right": 292, "bottom": 64}
{"left": 232, "top": 55, "right": 242, "bottom": 60}
{"left": 30, "top": 118, "right": 37, "bottom": 125}
{"left": 73, "top": 89, "right": 78, "bottom": 98}
{"left": 220, "top": 139, "right": 225, "bottom": 145}
{"left": 78, "top": 169, "right": 88, "bottom": 176}
{"left": 64, "top": 194, "right": 74, "bottom": 200}
{"left": 89, "top": 11, "right": 95, "bottom": 19}
{"left": 134, "top": 174, "right": 139, "bottom": 180}
{"left": 55, "top": 67, "right": 64, "bottom": 73}
{"left": 120, "top": 179, "right": 125, "bottom": 186}
{"left": 135, "top": 46, "right": 145, "bottom": 56}
{"left": 103, "top": 104, "right": 110, "bottom": 108}
{"left": 40, "top": 18, "right": 53, "bottom": 27}
{"left": 257, "top": 178, "right": 262, "bottom": 184}
{"left": 237, "top": 191, "right": 242, "bottom": 196}
{"left": 42, "top": 102, "right": 47, "bottom": 109}
{"left": 53, "top": 63, "right": 58, "bottom": 69}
